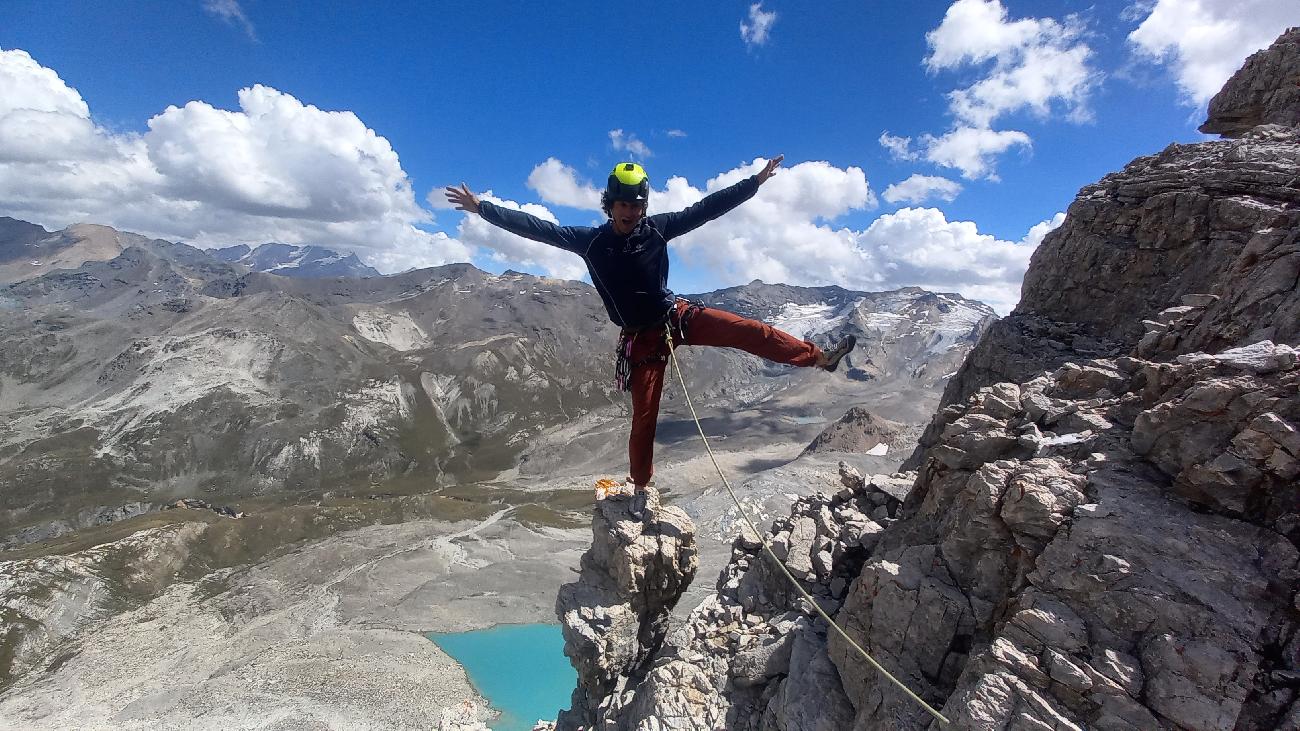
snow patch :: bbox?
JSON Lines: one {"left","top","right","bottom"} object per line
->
{"left": 925, "top": 296, "right": 990, "bottom": 354}
{"left": 863, "top": 312, "right": 907, "bottom": 330}
{"left": 851, "top": 290, "right": 992, "bottom": 355}
{"left": 266, "top": 250, "right": 307, "bottom": 271}
{"left": 766, "top": 299, "right": 860, "bottom": 340}
{"left": 866, "top": 443, "right": 889, "bottom": 456}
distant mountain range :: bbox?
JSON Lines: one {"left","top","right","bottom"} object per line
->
{"left": 0, "top": 218, "right": 379, "bottom": 282}
{"left": 210, "top": 242, "right": 381, "bottom": 279}
{"left": 0, "top": 216, "right": 996, "bottom": 547}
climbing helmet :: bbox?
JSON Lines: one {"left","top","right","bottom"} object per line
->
{"left": 605, "top": 162, "right": 650, "bottom": 205}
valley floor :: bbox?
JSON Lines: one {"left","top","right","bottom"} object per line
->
{"left": 0, "top": 376, "right": 924, "bottom": 729}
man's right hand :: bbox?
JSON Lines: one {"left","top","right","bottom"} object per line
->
{"left": 756, "top": 154, "right": 784, "bottom": 184}
{"left": 444, "top": 183, "right": 482, "bottom": 215}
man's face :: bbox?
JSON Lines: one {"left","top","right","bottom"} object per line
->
{"left": 610, "top": 199, "right": 646, "bottom": 235}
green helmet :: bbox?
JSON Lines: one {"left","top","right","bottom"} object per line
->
{"left": 605, "top": 162, "right": 650, "bottom": 206}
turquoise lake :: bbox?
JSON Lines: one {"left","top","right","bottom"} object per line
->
{"left": 429, "top": 624, "right": 576, "bottom": 731}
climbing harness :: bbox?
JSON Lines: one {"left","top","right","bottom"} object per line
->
{"left": 612, "top": 300, "right": 705, "bottom": 392}
{"left": 614, "top": 329, "right": 666, "bottom": 392}
{"left": 662, "top": 324, "right": 952, "bottom": 727}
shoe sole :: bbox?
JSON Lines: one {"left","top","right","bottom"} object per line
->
{"left": 822, "top": 335, "right": 857, "bottom": 373}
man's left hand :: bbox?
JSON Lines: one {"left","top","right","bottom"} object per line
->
{"left": 757, "top": 154, "right": 784, "bottom": 183}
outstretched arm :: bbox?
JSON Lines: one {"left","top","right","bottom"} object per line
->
{"left": 655, "top": 155, "right": 784, "bottom": 240}
{"left": 443, "top": 182, "right": 585, "bottom": 253}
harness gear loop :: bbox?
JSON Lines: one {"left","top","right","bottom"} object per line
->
{"left": 612, "top": 300, "right": 704, "bottom": 392}
{"left": 662, "top": 323, "right": 952, "bottom": 727}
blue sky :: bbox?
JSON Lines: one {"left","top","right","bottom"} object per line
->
{"left": 1, "top": 1, "right": 1296, "bottom": 312}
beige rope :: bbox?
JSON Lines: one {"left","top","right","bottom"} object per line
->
{"left": 663, "top": 325, "right": 951, "bottom": 727}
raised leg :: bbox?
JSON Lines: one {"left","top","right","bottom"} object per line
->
{"left": 682, "top": 303, "right": 822, "bottom": 367}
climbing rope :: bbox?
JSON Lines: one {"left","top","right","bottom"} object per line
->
{"left": 663, "top": 325, "right": 951, "bottom": 727}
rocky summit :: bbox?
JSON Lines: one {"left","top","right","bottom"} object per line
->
{"left": 554, "top": 28, "right": 1300, "bottom": 731}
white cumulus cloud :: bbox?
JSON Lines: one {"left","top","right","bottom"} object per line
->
{"left": 0, "top": 47, "right": 468, "bottom": 273}
{"left": 926, "top": 0, "right": 1097, "bottom": 126}
{"left": 740, "top": 3, "right": 778, "bottom": 48}
{"left": 658, "top": 159, "right": 1057, "bottom": 313}
{"left": 854, "top": 207, "right": 1060, "bottom": 314}
{"left": 609, "top": 129, "right": 652, "bottom": 159}
{"left": 920, "top": 127, "right": 1031, "bottom": 181}
{"left": 878, "top": 131, "right": 919, "bottom": 162}
{"left": 658, "top": 160, "right": 1059, "bottom": 313}
{"left": 1127, "top": 0, "right": 1300, "bottom": 106}
{"left": 0, "top": 48, "right": 117, "bottom": 165}
{"left": 903, "top": 0, "right": 1098, "bottom": 181}
{"left": 646, "top": 159, "right": 875, "bottom": 288}
{"left": 883, "top": 174, "right": 964, "bottom": 204}
{"left": 526, "top": 157, "right": 601, "bottom": 211}
{"left": 1020, "top": 211, "right": 1066, "bottom": 248}
{"left": 945, "top": 42, "right": 1095, "bottom": 127}
{"left": 454, "top": 157, "right": 1056, "bottom": 314}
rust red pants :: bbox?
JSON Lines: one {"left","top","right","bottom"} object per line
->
{"left": 625, "top": 299, "right": 822, "bottom": 487}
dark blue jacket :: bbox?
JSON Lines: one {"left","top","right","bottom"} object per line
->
{"left": 479, "top": 175, "right": 761, "bottom": 329}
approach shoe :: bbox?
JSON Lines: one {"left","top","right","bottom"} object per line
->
{"left": 820, "top": 334, "right": 857, "bottom": 372}
{"left": 629, "top": 485, "right": 659, "bottom": 521}
{"left": 629, "top": 491, "right": 649, "bottom": 520}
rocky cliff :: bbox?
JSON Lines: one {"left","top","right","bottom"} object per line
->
{"left": 921, "top": 28, "right": 1300, "bottom": 435}
{"left": 557, "top": 28, "right": 1300, "bottom": 731}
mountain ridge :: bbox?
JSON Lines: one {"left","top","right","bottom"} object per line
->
{"left": 0, "top": 218, "right": 994, "bottom": 550}
{"left": 211, "top": 241, "right": 382, "bottom": 279}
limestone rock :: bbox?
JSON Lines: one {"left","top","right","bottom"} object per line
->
{"left": 1176, "top": 340, "right": 1299, "bottom": 374}
{"left": 579, "top": 29, "right": 1300, "bottom": 731}
{"left": 1201, "top": 27, "right": 1300, "bottom": 137}
{"left": 555, "top": 496, "right": 698, "bottom": 731}
{"left": 843, "top": 349, "right": 1298, "bottom": 729}
{"left": 998, "top": 459, "right": 1087, "bottom": 552}
{"left": 1130, "top": 356, "right": 1299, "bottom": 522}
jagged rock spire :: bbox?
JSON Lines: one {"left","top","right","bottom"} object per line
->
{"left": 554, "top": 495, "right": 697, "bottom": 731}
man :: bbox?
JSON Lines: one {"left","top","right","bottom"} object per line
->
{"left": 445, "top": 157, "right": 855, "bottom": 519}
